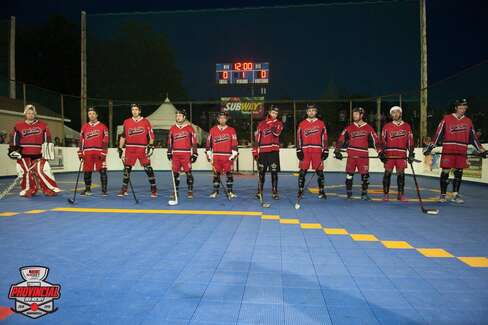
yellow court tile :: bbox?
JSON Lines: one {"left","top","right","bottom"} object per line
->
{"left": 0, "top": 212, "right": 18, "bottom": 217}
{"left": 457, "top": 257, "right": 488, "bottom": 268}
{"left": 25, "top": 210, "right": 47, "bottom": 214}
{"left": 381, "top": 241, "right": 414, "bottom": 249}
{"left": 323, "top": 228, "right": 349, "bottom": 235}
{"left": 417, "top": 248, "right": 454, "bottom": 258}
{"left": 350, "top": 234, "right": 379, "bottom": 241}
{"left": 279, "top": 219, "right": 300, "bottom": 225}
{"left": 261, "top": 215, "right": 280, "bottom": 220}
{"left": 300, "top": 223, "right": 322, "bottom": 229}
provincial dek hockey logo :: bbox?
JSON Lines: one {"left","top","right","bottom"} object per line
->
{"left": 8, "top": 266, "right": 61, "bottom": 319}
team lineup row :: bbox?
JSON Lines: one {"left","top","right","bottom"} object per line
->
{"left": 6, "top": 100, "right": 486, "bottom": 205}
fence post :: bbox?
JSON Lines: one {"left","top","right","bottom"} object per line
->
{"left": 293, "top": 100, "right": 297, "bottom": 146}
{"left": 22, "top": 83, "right": 26, "bottom": 107}
{"left": 189, "top": 102, "right": 193, "bottom": 123}
{"left": 108, "top": 100, "right": 113, "bottom": 147}
{"left": 80, "top": 11, "right": 87, "bottom": 125}
{"left": 349, "top": 99, "right": 352, "bottom": 124}
{"left": 376, "top": 97, "right": 381, "bottom": 135}
{"left": 399, "top": 94, "right": 402, "bottom": 107}
{"left": 60, "top": 94, "right": 65, "bottom": 145}
{"left": 9, "top": 16, "right": 16, "bottom": 100}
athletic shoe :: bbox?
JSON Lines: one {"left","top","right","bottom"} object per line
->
{"left": 439, "top": 194, "right": 448, "bottom": 203}
{"left": 151, "top": 190, "right": 158, "bottom": 198}
{"left": 361, "top": 193, "right": 370, "bottom": 201}
{"left": 272, "top": 191, "right": 279, "bottom": 200}
{"left": 382, "top": 194, "right": 390, "bottom": 202}
{"left": 52, "top": 187, "right": 62, "bottom": 193}
{"left": 187, "top": 191, "right": 193, "bottom": 199}
{"left": 209, "top": 191, "right": 219, "bottom": 198}
{"left": 80, "top": 189, "right": 92, "bottom": 196}
{"left": 117, "top": 189, "right": 128, "bottom": 197}
{"left": 451, "top": 194, "right": 464, "bottom": 204}
{"left": 318, "top": 190, "right": 327, "bottom": 199}
{"left": 228, "top": 191, "right": 237, "bottom": 199}
{"left": 255, "top": 191, "right": 261, "bottom": 199}
{"left": 397, "top": 194, "right": 408, "bottom": 202}
{"left": 101, "top": 191, "right": 108, "bottom": 197}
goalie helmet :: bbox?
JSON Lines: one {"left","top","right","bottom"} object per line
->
{"left": 23, "top": 104, "right": 37, "bottom": 115}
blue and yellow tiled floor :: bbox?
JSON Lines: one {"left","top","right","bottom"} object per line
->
{"left": 0, "top": 171, "right": 487, "bottom": 324}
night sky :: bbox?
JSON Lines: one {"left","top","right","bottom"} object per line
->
{"left": 1, "top": 0, "right": 487, "bottom": 101}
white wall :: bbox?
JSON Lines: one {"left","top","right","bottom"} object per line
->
{"left": 1, "top": 144, "right": 487, "bottom": 184}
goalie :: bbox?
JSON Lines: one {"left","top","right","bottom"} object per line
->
{"left": 8, "top": 104, "right": 61, "bottom": 197}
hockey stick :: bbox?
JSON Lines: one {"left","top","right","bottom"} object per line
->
{"left": 168, "top": 169, "right": 178, "bottom": 206}
{"left": 67, "top": 159, "right": 83, "bottom": 204}
{"left": 127, "top": 172, "right": 139, "bottom": 204}
{"left": 409, "top": 161, "right": 439, "bottom": 215}
{"left": 255, "top": 160, "right": 271, "bottom": 208}
{"left": 294, "top": 171, "right": 318, "bottom": 210}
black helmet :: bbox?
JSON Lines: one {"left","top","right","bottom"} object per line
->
{"left": 454, "top": 98, "right": 468, "bottom": 107}
{"left": 307, "top": 104, "right": 318, "bottom": 111}
{"left": 216, "top": 111, "right": 228, "bottom": 119}
{"left": 352, "top": 107, "right": 365, "bottom": 114}
{"left": 269, "top": 105, "right": 279, "bottom": 113}
{"left": 176, "top": 108, "right": 187, "bottom": 117}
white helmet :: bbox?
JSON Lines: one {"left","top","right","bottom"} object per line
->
{"left": 23, "top": 104, "right": 37, "bottom": 115}
{"left": 389, "top": 106, "right": 402, "bottom": 115}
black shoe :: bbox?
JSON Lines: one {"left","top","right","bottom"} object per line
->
{"left": 101, "top": 191, "right": 108, "bottom": 197}
{"left": 272, "top": 191, "right": 279, "bottom": 200}
{"left": 318, "top": 190, "right": 327, "bottom": 199}
{"left": 80, "top": 189, "right": 92, "bottom": 196}
{"left": 347, "top": 191, "right": 353, "bottom": 199}
{"left": 361, "top": 192, "right": 370, "bottom": 201}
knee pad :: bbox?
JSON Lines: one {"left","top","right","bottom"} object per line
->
{"left": 186, "top": 172, "right": 194, "bottom": 185}
{"left": 174, "top": 172, "right": 180, "bottom": 187}
{"left": 298, "top": 170, "right": 307, "bottom": 188}
{"left": 361, "top": 173, "right": 370, "bottom": 190}
{"left": 213, "top": 173, "right": 220, "bottom": 188}
{"left": 346, "top": 173, "right": 353, "bottom": 180}
{"left": 270, "top": 163, "right": 279, "bottom": 173}
{"left": 453, "top": 168, "right": 463, "bottom": 193}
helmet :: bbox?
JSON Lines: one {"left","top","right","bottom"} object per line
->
{"left": 389, "top": 106, "right": 402, "bottom": 115}
{"left": 269, "top": 105, "right": 279, "bottom": 113}
{"left": 176, "top": 108, "right": 187, "bottom": 117}
{"left": 454, "top": 98, "right": 468, "bottom": 108}
{"left": 352, "top": 107, "right": 365, "bottom": 114}
{"left": 23, "top": 104, "right": 37, "bottom": 115}
{"left": 307, "top": 104, "right": 318, "bottom": 111}
{"left": 216, "top": 111, "right": 228, "bottom": 119}
{"left": 88, "top": 107, "right": 98, "bottom": 114}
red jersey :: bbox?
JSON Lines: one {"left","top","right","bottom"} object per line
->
{"left": 253, "top": 117, "right": 284, "bottom": 154}
{"left": 297, "top": 118, "right": 328, "bottom": 153}
{"left": 11, "top": 119, "right": 51, "bottom": 156}
{"left": 168, "top": 123, "right": 198, "bottom": 155}
{"left": 433, "top": 114, "right": 481, "bottom": 153}
{"left": 336, "top": 122, "right": 380, "bottom": 156}
{"left": 381, "top": 121, "right": 414, "bottom": 158}
{"left": 121, "top": 117, "right": 154, "bottom": 148}
{"left": 206, "top": 125, "right": 238, "bottom": 158}
{"left": 80, "top": 121, "right": 109, "bottom": 154}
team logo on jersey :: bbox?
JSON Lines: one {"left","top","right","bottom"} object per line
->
{"left": 351, "top": 130, "right": 368, "bottom": 138}
{"left": 390, "top": 130, "right": 407, "bottom": 139}
{"left": 8, "top": 266, "right": 61, "bottom": 319}
{"left": 304, "top": 127, "right": 320, "bottom": 137}
{"left": 214, "top": 134, "right": 230, "bottom": 144}
{"left": 128, "top": 127, "right": 145, "bottom": 136}
{"left": 174, "top": 132, "right": 189, "bottom": 141}
{"left": 449, "top": 124, "right": 468, "bottom": 133}
{"left": 21, "top": 128, "right": 42, "bottom": 137}
{"left": 86, "top": 129, "right": 100, "bottom": 139}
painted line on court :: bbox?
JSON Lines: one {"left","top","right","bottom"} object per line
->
{"left": 48, "top": 206, "right": 488, "bottom": 268}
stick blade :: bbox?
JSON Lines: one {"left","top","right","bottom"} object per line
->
{"left": 262, "top": 203, "right": 271, "bottom": 208}
{"left": 67, "top": 199, "right": 75, "bottom": 205}
{"left": 425, "top": 209, "right": 439, "bottom": 215}
{"left": 294, "top": 203, "right": 301, "bottom": 210}
{"left": 168, "top": 200, "right": 178, "bottom": 206}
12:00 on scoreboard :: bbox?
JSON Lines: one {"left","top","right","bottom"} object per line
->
{"left": 216, "top": 62, "right": 269, "bottom": 85}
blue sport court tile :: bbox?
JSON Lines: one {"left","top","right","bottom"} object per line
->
{"left": 283, "top": 304, "right": 332, "bottom": 325}
{"left": 283, "top": 287, "right": 326, "bottom": 306}
{"left": 242, "top": 286, "right": 284, "bottom": 304}
{"left": 327, "top": 306, "right": 380, "bottom": 325}
{"left": 237, "top": 303, "right": 284, "bottom": 325}
{"left": 191, "top": 301, "right": 241, "bottom": 323}
{"left": 202, "top": 283, "right": 245, "bottom": 302}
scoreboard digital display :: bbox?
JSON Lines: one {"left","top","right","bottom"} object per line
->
{"left": 216, "top": 62, "right": 269, "bottom": 85}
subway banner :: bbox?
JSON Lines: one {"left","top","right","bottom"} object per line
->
{"left": 221, "top": 97, "right": 265, "bottom": 118}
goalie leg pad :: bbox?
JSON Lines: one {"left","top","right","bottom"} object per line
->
{"left": 35, "top": 159, "right": 60, "bottom": 195}
{"left": 17, "top": 158, "right": 37, "bottom": 196}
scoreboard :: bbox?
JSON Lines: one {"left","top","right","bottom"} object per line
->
{"left": 216, "top": 62, "right": 269, "bottom": 85}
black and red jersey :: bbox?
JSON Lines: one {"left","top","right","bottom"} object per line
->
{"left": 252, "top": 117, "right": 283, "bottom": 155}
{"left": 80, "top": 121, "right": 109, "bottom": 154}
{"left": 206, "top": 125, "right": 238, "bottom": 158}
{"left": 381, "top": 121, "right": 414, "bottom": 158}
{"left": 168, "top": 123, "right": 198, "bottom": 155}
{"left": 297, "top": 118, "right": 328, "bottom": 153}
{"left": 121, "top": 117, "right": 154, "bottom": 148}
{"left": 433, "top": 114, "right": 481, "bottom": 153}
{"left": 11, "top": 119, "right": 51, "bottom": 156}
{"left": 336, "top": 122, "right": 380, "bottom": 156}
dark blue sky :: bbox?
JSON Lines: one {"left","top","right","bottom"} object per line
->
{"left": 2, "top": 0, "right": 487, "bottom": 100}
